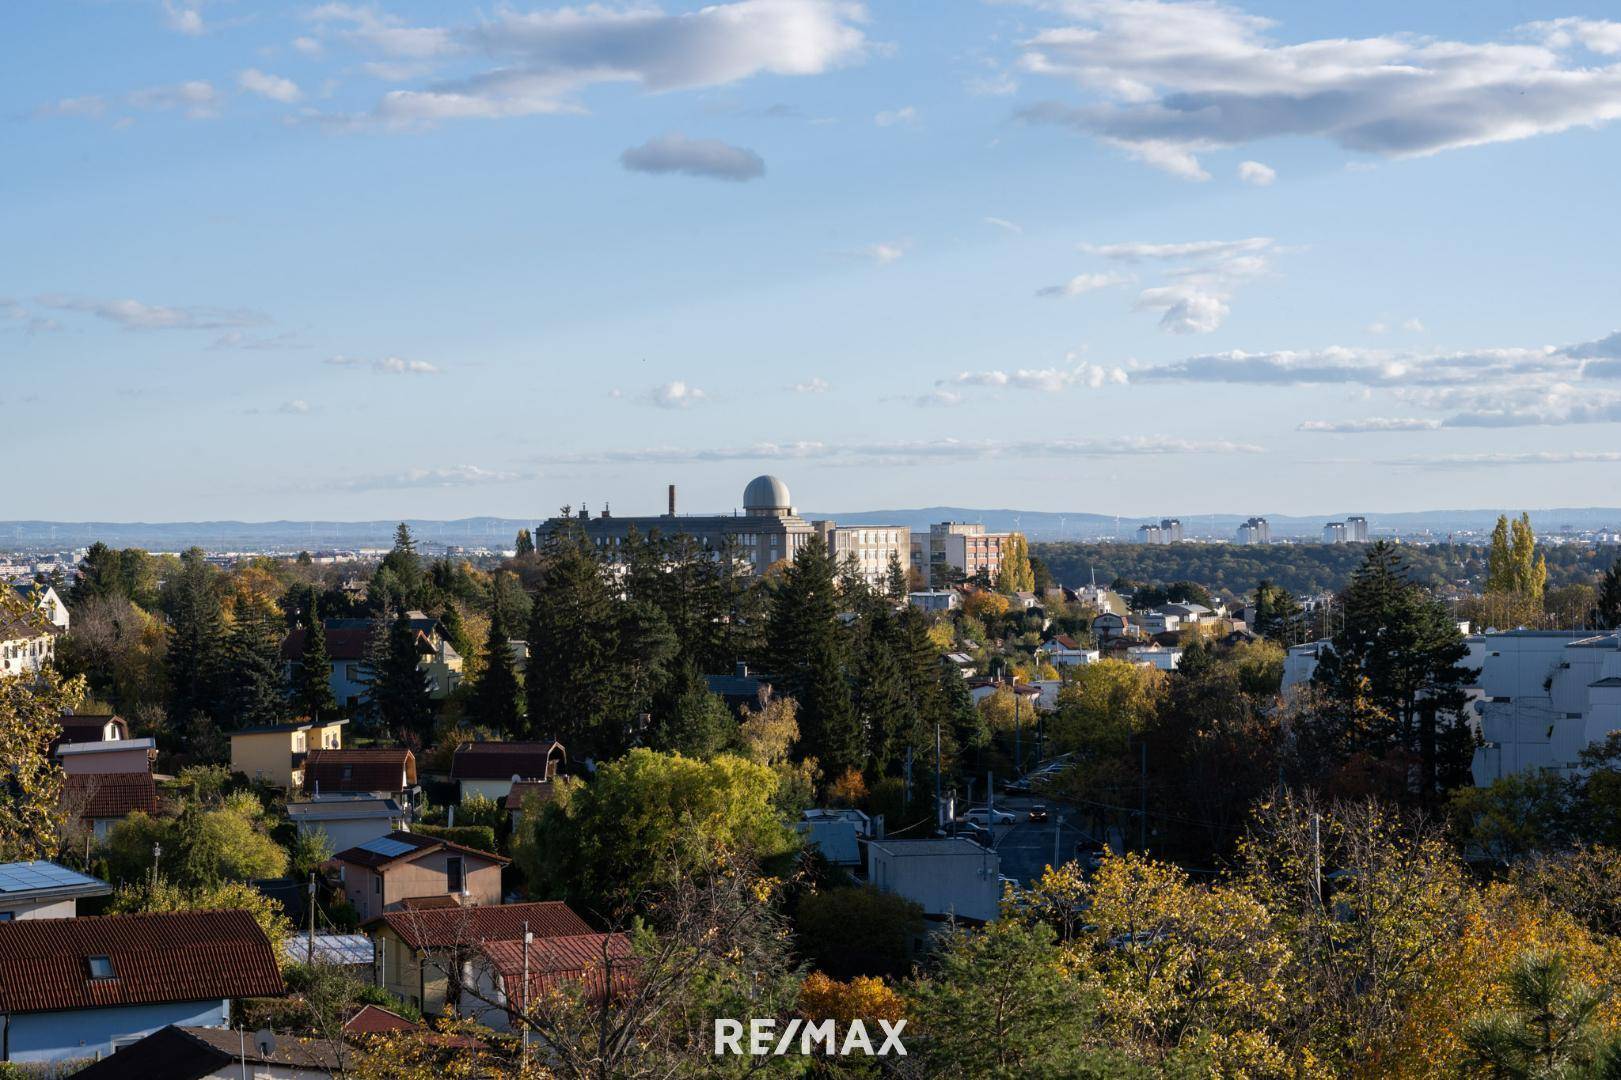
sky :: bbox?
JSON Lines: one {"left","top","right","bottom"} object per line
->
{"left": 5, "top": 0, "right": 1621, "bottom": 522}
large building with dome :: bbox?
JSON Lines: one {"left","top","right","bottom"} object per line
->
{"left": 541, "top": 475, "right": 909, "bottom": 582}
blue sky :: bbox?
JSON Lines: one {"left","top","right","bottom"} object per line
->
{"left": 5, "top": 0, "right": 1621, "bottom": 521}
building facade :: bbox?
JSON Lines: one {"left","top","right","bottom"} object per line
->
{"left": 814, "top": 522, "right": 910, "bottom": 590}
{"left": 910, "top": 522, "right": 1010, "bottom": 583}
{"left": 1236, "top": 517, "right": 1271, "bottom": 544}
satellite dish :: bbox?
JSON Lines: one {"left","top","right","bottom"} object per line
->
{"left": 254, "top": 1028, "right": 276, "bottom": 1057}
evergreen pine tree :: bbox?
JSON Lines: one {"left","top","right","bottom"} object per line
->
{"left": 766, "top": 536, "right": 862, "bottom": 777}
{"left": 1598, "top": 556, "right": 1621, "bottom": 629}
{"left": 526, "top": 521, "right": 622, "bottom": 756}
{"left": 369, "top": 606, "right": 433, "bottom": 743}
{"left": 166, "top": 548, "right": 226, "bottom": 727}
{"left": 223, "top": 598, "right": 289, "bottom": 729}
{"left": 855, "top": 611, "right": 912, "bottom": 774}
{"left": 293, "top": 599, "right": 337, "bottom": 720}
{"left": 650, "top": 661, "right": 736, "bottom": 758}
{"left": 470, "top": 603, "right": 522, "bottom": 736}
{"left": 885, "top": 552, "right": 909, "bottom": 601}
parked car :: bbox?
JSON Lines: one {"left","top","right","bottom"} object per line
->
{"left": 1027, "top": 805, "right": 1050, "bottom": 822}
{"left": 1075, "top": 838, "right": 1107, "bottom": 870}
{"left": 960, "top": 807, "right": 1016, "bottom": 827}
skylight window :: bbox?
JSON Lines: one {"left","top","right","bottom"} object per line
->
{"left": 87, "top": 955, "right": 115, "bottom": 979}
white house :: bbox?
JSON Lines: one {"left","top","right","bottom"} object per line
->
{"left": 0, "top": 862, "right": 111, "bottom": 921}
{"left": 908, "top": 590, "right": 960, "bottom": 612}
{"left": 1126, "top": 644, "right": 1183, "bottom": 671}
{"left": 1139, "top": 611, "right": 1182, "bottom": 635}
{"left": 12, "top": 583, "right": 68, "bottom": 631}
{"left": 1281, "top": 639, "right": 1333, "bottom": 693}
{"left": 866, "top": 837, "right": 1001, "bottom": 923}
{"left": 1037, "top": 635, "right": 1099, "bottom": 668}
{"left": 286, "top": 794, "right": 410, "bottom": 853}
{"left": 1, "top": 602, "right": 57, "bottom": 678}
{"left": 1471, "top": 630, "right": 1621, "bottom": 785}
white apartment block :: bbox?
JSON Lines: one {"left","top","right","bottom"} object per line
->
{"left": 815, "top": 522, "right": 910, "bottom": 590}
{"left": 1471, "top": 630, "right": 1621, "bottom": 784}
{"left": 1236, "top": 517, "right": 1271, "bottom": 544}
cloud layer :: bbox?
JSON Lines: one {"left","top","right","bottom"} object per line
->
{"left": 1015, "top": 1, "right": 1621, "bottom": 178}
{"left": 620, "top": 134, "right": 765, "bottom": 180}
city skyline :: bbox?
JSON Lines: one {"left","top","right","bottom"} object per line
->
{"left": 6, "top": 0, "right": 1621, "bottom": 519}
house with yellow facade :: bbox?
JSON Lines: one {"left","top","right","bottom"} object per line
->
{"left": 229, "top": 718, "right": 347, "bottom": 790}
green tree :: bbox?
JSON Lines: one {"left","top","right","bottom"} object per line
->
{"left": 766, "top": 535, "right": 861, "bottom": 777}
{"left": 222, "top": 596, "right": 289, "bottom": 729}
{"left": 1312, "top": 541, "right": 1477, "bottom": 803}
{"left": 1462, "top": 951, "right": 1614, "bottom": 1078}
{"left": 526, "top": 522, "right": 625, "bottom": 754}
{"left": 468, "top": 601, "right": 522, "bottom": 735}
{"left": 165, "top": 548, "right": 226, "bottom": 727}
{"left": 293, "top": 599, "right": 337, "bottom": 719}
{"left": 995, "top": 532, "right": 1035, "bottom": 594}
{"left": 796, "top": 885, "right": 923, "bottom": 979}
{"left": 109, "top": 878, "right": 294, "bottom": 957}
{"left": 907, "top": 919, "right": 1120, "bottom": 1078}
{"left": 885, "top": 552, "right": 909, "bottom": 600}
{"left": 514, "top": 527, "right": 535, "bottom": 557}
{"left": 649, "top": 662, "right": 735, "bottom": 759}
{"left": 0, "top": 658, "right": 85, "bottom": 861}
{"left": 368, "top": 607, "right": 433, "bottom": 743}
{"left": 516, "top": 749, "right": 795, "bottom": 915}
{"left": 853, "top": 610, "right": 912, "bottom": 774}
{"left": 1598, "top": 555, "right": 1621, "bottom": 629}
{"left": 1488, "top": 512, "right": 1549, "bottom": 606}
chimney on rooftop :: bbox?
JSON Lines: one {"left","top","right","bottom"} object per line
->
{"left": 668, "top": 483, "right": 676, "bottom": 517}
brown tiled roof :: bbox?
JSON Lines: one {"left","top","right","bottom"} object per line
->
{"left": 281, "top": 626, "right": 373, "bottom": 663}
{"left": 0, "top": 604, "right": 53, "bottom": 641}
{"left": 64, "top": 772, "right": 159, "bottom": 819}
{"left": 335, "top": 830, "right": 508, "bottom": 871}
{"left": 0, "top": 910, "right": 284, "bottom": 1015}
{"left": 505, "top": 779, "right": 560, "bottom": 811}
{"left": 481, "top": 933, "right": 636, "bottom": 1002}
{"left": 400, "top": 894, "right": 463, "bottom": 911}
{"left": 305, "top": 748, "right": 416, "bottom": 793}
{"left": 343, "top": 1004, "right": 487, "bottom": 1049}
{"left": 369, "top": 901, "right": 593, "bottom": 949}
{"left": 451, "top": 740, "right": 566, "bottom": 781}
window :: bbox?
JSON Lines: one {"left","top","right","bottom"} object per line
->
{"left": 446, "top": 856, "right": 464, "bottom": 893}
{"left": 87, "top": 955, "right": 115, "bottom": 979}
{"left": 373, "top": 875, "right": 381, "bottom": 895}
{"left": 342, "top": 765, "right": 353, "bottom": 780}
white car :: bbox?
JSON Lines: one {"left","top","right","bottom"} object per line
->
{"left": 959, "top": 807, "right": 1016, "bottom": 827}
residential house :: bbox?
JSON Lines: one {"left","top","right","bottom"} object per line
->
{"left": 71, "top": 1024, "right": 343, "bottom": 1079}
{"left": 1090, "top": 612, "right": 1144, "bottom": 643}
{"left": 1036, "top": 634, "right": 1098, "bottom": 668}
{"left": 1139, "top": 611, "right": 1182, "bottom": 635}
{"left": 796, "top": 809, "right": 871, "bottom": 866}
{"left": 704, "top": 664, "right": 771, "bottom": 714}
{"left": 342, "top": 1004, "right": 485, "bottom": 1050}
{"left": 55, "top": 737, "right": 156, "bottom": 777}
{"left": 866, "top": 837, "right": 1001, "bottom": 923}
{"left": 1470, "top": 630, "right": 1621, "bottom": 785}
{"left": 0, "top": 910, "right": 285, "bottom": 1064}
{"left": 1281, "top": 639, "right": 1333, "bottom": 693}
{"left": 1, "top": 601, "right": 57, "bottom": 678}
{"left": 63, "top": 772, "right": 160, "bottom": 841}
{"left": 908, "top": 590, "right": 960, "bottom": 612}
{"left": 1012, "top": 590, "right": 1041, "bottom": 611}
{"left": 286, "top": 794, "right": 409, "bottom": 853}
{"left": 505, "top": 780, "right": 560, "bottom": 831}
{"left": 1163, "top": 601, "right": 1217, "bottom": 623}
{"left": 12, "top": 582, "right": 69, "bottom": 631}
{"left": 284, "top": 612, "right": 464, "bottom": 707}
{"left": 465, "top": 933, "right": 635, "bottom": 1032}
{"left": 304, "top": 747, "right": 417, "bottom": 801}
{"left": 0, "top": 861, "right": 111, "bottom": 921}
{"left": 942, "top": 652, "right": 977, "bottom": 678}
{"left": 53, "top": 712, "right": 129, "bottom": 752}
{"left": 1126, "top": 644, "right": 1184, "bottom": 671}
{"left": 280, "top": 932, "right": 375, "bottom": 973}
{"left": 450, "top": 741, "right": 566, "bottom": 804}
{"left": 335, "top": 831, "right": 506, "bottom": 923}
{"left": 367, "top": 901, "right": 592, "bottom": 1016}
{"left": 229, "top": 719, "right": 347, "bottom": 790}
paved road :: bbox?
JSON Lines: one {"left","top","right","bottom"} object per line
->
{"left": 970, "top": 793, "right": 1104, "bottom": 887}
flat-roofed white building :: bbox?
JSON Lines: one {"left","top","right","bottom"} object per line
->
{"left": 816, "top": 522, "right": 910, "bottom": 590}
{"left": 866, "top": 837, "right": 1001, "bottom": 923}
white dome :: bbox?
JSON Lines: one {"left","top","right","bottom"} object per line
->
{"left": 743, "top": 474, "right": 792, "bottom": 514}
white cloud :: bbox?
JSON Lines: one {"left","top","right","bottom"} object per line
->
{"left": 861, "top": 241, "right": 906, "bottom": 264}
{"left": 946, "top": 363, "right": 1129, "bottom": 392}
{"left": 1402, "top": 317, "right": 1425, "bottom": 332}
{"left": 37, "top": 294, "right": 266, "bottom": 331}
{"left": 792, "top": 377, "right": 831, "bottom": 393}
{"left": 620, "top": 133, "right": 765, "bottom": 181}
{"left": 162, "top": 1, "right": 205, "bottom": 36}
{"left": 1298, "top": 417, "right": 1442, "bottom": 433}
{"left": 1150, "top": 291, "right": 1229, "bottom": 334}
{"left": 1081, "top": 237, "right": 1273, "bottom": 262}
{"left": 38, "top": 95, "right": 109, "bottom": 118}
{"left": 984, "top": 216, "right": 1023, "bottom": 234}
{"left": 1014, "top": 1, "right": 1621, "bottom": 178}
{"left": 1386, "top": 450, "right": 1621, "bottom": 470}
{"left": 1073, "top": 237, "right": 1275, "bottom": 333}
{"left": 313, "top": 0, "right": 868, "bottom": 128}
{"left": 532, "top": 434, "right": 1263, "bottom": 467}
{"left": 910, "top": 389, "right": 965, "bottom": 407}
{"left": 341, "top": 464, "right": 523, "bottom": 490}
{"left": 874, "top": 105, "right": 918, "bottom": 126}
{"left": 1237, "top": 159, "right": 1275, "bottom": 186}
{"left": 647, "top": 380, "right": 707, "bottom": 408}
{"left": 239, "top": 69, "right": 302, "bottom": 103}
{"left": 293, "top": 36, "right": 323, "bottom": 56}
{"left": 126, "top": 80, "right": 220, "bottom": 119}
{"left": 1366, "top": 322, "right": 1389, "bottom": 335}
{"left": 279, "top": 399, "right": 312, "bottom": 415}
{"left": 326, "top": 355, "right": 439, "bottom": 374}
{"left": 1035, "top": 271, "right": 1131, "bottom": 297}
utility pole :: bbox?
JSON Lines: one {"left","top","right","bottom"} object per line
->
{"left": 933, "top": 721, "right": 942, "bottom": 829}
{"left": 1311, "top": 812, "right": 1322, "bottom": 906}
{"left": 1054, "top": 812, "right": 1063, "bottom": 869}
{"left": 1013, "top": 679, "right": 1022, "bottom": 776}
{"left": 307, "top": 873, "right": 317, "bottom": 966}
{"left": 520, "top": 924, "right": 532, "bottom": 1058}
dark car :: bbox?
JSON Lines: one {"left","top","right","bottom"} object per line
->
{"left": 1028, "top": 805, "right": 1050, "bottom": 822}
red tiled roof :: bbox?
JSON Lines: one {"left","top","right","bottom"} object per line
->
{"left": 335, "top": 829, "right": 508, "bottom": 871}
{"left": 64, "top": 772, "right": 159, "bottom": 819}
{"left": 450, "top": 741, "right": 566, "bottom": 781}
{"left": 342, "top": 1004, "right": 487, "bottom": 1049}
{"left": 369, "top": 901, "right": 592, "bottom": 950}
{"left": 281, "top": 626, "right": 373, "bottom": 663}
{"left": 1050, "top": 634, "right": 1082, "bottom": 650}
{"left": 0, "top": 910, "right": 285, "bottom": 1014}
{"left": 505, "top": 779, "right": 560, "bottom": 811}
{"left": 481, "top": 933, "right": 636, "bottom": 1002}
{"left": 305, "top": 748, "right": 416, "bottom": 793}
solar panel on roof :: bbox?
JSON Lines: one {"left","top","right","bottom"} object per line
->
{"left": 357, "top": 837, "right": 415, "bottom": 858}
{"left": 0, "top": 861, "right": 102, "bottom": 894}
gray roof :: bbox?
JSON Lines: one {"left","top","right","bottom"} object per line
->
{"left": 866, "top": 838, "right": 992, "bottom": 858}
{"left": 286, "top": 797, "right": 404, "bottom": 821}
{"left": 54, "top": 737, "right": 155, "bottom": 756}
{"left": 0, "top": 861, "right": 111, "bottom": 903}
{"left": 743, "top": 474, "right": 791, "bottom": 511}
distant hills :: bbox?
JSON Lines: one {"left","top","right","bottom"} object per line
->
{"left": 2, "top": 506, "right": 1619, "bottom": 552}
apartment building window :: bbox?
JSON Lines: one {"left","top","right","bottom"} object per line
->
{"left": 446, "top": 856, "right": 464, "bottom": 893}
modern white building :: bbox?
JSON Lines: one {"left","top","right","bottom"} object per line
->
{"left": 866, "top": 837, "right": 1001, "bottom": 923}
{"left": 1126, "top": 644, "right": 1183, "bottom": 671}
{"left": 1236, "top": 517, "right": 1271, "bottom": 545}
{"left": 1323, "top": 522, "right": 1348, "bottom": 544}
{"left": 1470, "top": 630, "right": 1621, "bottom": 784}
{"left": 1345, "top": 516, "right": 1370, "bottom": 542}
{"left": 908, "top": 590, "right": 960, "bottom": 612}
{"left": 1281, "top": 639, "right": 1333, "bottom": 692}
{"left": 816, "top": 522, "right": 910, "bottom": 590}
{"left": 1037, "top": 635, "right": 1099, "bottom": 667}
